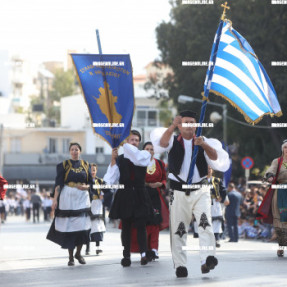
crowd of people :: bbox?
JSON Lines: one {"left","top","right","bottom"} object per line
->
{"left": 0, "top": 188, "right": 53, "bottom": 224}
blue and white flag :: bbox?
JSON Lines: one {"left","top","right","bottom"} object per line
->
{"left": 204, "top": 21, "right": 282, "bottom": 124}
{"left": 71, "top": 54, "right": 134, "bottom": 148}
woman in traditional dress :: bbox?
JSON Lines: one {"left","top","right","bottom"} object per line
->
{"left": 47, "top": 142, "right": 92, "bottom": 266}
{"left": 258, "top": 139, "right": 287, "bottom": 257}
{"left": 86, "top": 163, "right": 106, "bottom": 255}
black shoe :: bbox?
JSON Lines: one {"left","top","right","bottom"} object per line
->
{"left": 141, "top": 256, "right": 148, "bottom": 265}
{"left": 201, "top": 256, "right": 218, "bottom": 274}
{"left": 277, "top": 250, "right": 284, "bottom": 257}
{"left": 146, "top": 250, "right": 157, "bottom": 261}
{"left": 216, "top": 242, "right": 221, "bottom": 248}
{"left": 96, "top": 249, "right": 103, "bottom": 255}
{"left": 68, "top": 259, "right": 75, "bottom": 266}
{"left": 176, "top": 266, "right": 188, "bottom": 278}
{"left": 85, "top": 250, "right": 90, "bottom": 255}
{"left": 74, "top": 254, "right": 86, "bottom": 264}
{"left": 121, "top": 257, "right": 131, "bottom": 267}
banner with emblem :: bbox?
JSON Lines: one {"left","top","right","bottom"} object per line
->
{"left": 71, "top": 54, "right": 134, "bottom": 148}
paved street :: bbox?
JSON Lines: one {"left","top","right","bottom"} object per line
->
{"left": 0, "top": 216, "right": 286, "bottom": 287}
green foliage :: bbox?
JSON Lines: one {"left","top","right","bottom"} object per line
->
{"left": 50, "top": 69, "right": 77, "bottom": 101}
{"left": 158, "top": 99, "right": 173, "bottom": 127}
{"left": 156, "top": 0, "right": 287, "bottom": 179}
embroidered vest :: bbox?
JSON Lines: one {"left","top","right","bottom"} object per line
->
{"left": 168, "top": 135, "right": 208, "bottom": 179}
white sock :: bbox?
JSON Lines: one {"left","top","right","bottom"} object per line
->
{"left": 141, "top": 252, "right": 146, "bottom": 257}
{"left": 152, "top": 249, "right": 158, "bottom": 256}
{"left": 201, "top": 260, "right": 206, "bottom": 265}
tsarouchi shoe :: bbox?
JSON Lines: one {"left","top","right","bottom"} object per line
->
{"left": 121, "top": 257, "right": 131, "bottom": 267}
{"left": 201, "top": 256, "right": 218, "bottom": 274}
{"left": 176, "top": 266, "right": 188, "bottom": 278}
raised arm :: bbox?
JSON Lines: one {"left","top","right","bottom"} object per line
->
{"left": 160, "top": 116, "right": 182, "bottom": 147}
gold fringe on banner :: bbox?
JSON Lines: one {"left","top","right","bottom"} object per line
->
{"left": 209, "top": 89, "right": 283, "bottom": 125}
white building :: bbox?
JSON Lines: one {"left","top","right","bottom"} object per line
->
{"left": 0, "top": 50, "right": 39, "bottom": 113}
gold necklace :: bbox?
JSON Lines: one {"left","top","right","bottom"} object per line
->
{"left": 147, "top": 161, "right": 156, "bottom": 175}
{"left": 283, "top": 162, "right": 287, "bottom": 169}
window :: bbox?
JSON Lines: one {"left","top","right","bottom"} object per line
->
{"left": 95, "top": 147, "right": 104, "bottom": 154}
{"left": 48, "top": 138, "right": 58, "bottom": 153}
{"left": 62, "top": 138, "right": 70, "bottom": 153}
{"left": 137, "top": 110, "right": 146, "bottom": 126}
{"left": 135, "top": 109, "right": 158, "bottom": 127}
{"left": 11, "top": 138, "right": 21, "bottom": 153}
{"left": 148, "top": 111, "right": 157, "bottom": 126}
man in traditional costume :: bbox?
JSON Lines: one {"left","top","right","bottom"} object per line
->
{"left": 104, "top": 130, "right": 151, "bottom": 266}
{"left": 151, "top": 111, "right": 229, "bottom": 277}
{"left": 129, "top": 141, "right": 169, "bottom": 261}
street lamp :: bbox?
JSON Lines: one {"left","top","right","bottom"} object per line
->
{"left": 178, "top": 95, "right": 227, "bottom": 143}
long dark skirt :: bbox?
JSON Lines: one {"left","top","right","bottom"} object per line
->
{"left": 47, "top": 218, "right": 90, "bottom": 249}
{"left": 109, "top": 187, "right": 152, "bottom": 220}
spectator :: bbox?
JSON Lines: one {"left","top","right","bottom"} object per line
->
{"left": 225, "top": 183, "right": 243, "bottom": 242}
{"left": 30, "top": 190, "right": 42, "bottom": 223}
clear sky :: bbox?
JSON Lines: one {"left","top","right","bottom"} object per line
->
{"left": 0, "top": 0, "right": 171, "bottom": 75}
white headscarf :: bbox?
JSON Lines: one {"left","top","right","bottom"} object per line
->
{"left": 281, "top": 140, "right": 287, "bottom": 153}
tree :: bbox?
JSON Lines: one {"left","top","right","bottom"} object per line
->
{"left": 155, "top": 0, "right": 287, "bottom": 179}
{"left": 50, "top": 69, "right": 77, "bottom": 102}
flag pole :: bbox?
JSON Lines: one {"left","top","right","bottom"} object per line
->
{"left": 96, "top": 29, "right": 103, "bottom": 54}
{"left": 187, "top": 2, "right": 229, "bottom": 184}
{"left": 95, "top": 29, "right": 115, "bottom": 147}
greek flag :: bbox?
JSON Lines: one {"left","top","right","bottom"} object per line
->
{"left": 204, "top": 20, "right": 282, "bottom": 124}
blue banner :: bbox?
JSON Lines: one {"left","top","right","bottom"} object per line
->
{"left": 71, "top": 54, "right": 134, "bottom": 148}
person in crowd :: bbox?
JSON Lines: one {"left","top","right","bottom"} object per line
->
{"left": 42, "top": 192, "right": 53, "bottom": 222}
{"left": 30, "top": 190, "right": 42, "bottom": 223}
{"left": 23, "top": 195, "right": 31, "bottom": 222}
{"left": 225, "top": 183, "right": 243, "bottom": 242}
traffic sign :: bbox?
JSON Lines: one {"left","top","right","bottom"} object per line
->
{"left": 241, "top": 156, "right": 254, "bottom": 169}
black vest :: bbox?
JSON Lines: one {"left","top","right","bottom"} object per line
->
{"left": 117, "top": 155, "right": 147, "bottom": 188}
{"left": 168, "top": 135, "right": 208, "bottom": 180}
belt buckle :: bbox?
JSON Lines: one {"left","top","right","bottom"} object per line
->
{"left": 185, "top": 189, "right": 191, "bottom": 196}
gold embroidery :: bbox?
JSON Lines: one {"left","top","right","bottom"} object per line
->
{"left": 70, "top": 166, "right": 84, "bottom": 173}
{"left": 66, "top": 182, "right": 85, "bottom": 188}
{"left": 147, "top": 162, "right": 156, "bottom": 175}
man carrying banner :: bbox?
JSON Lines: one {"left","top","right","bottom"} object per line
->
{"left": 104, "top": 130, "right": 152, "bottom": 266}
{"left": 151, "top": 111, "right": 229, "bottom": 277}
